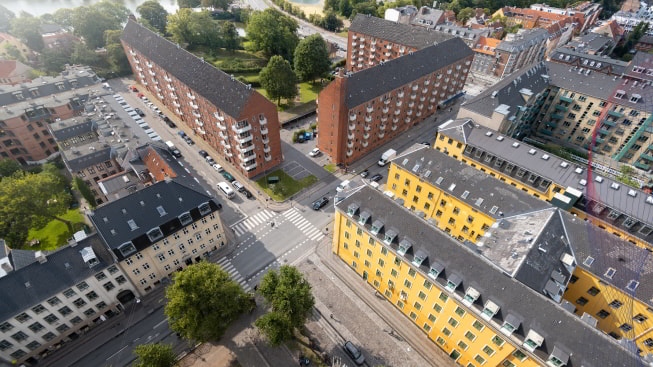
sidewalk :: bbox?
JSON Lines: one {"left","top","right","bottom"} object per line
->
{"left": 314, "top": 240, "right": 456, "bottom": 367}
{"left": 38, "top": 285, "right": 167, "bottom": 367}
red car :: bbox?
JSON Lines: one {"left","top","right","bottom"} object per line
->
{"left": 129, "top": 86, "right": 138, "bottom": 92}
{"left": 137, "top": 93, "right": 145, "bottom": 98}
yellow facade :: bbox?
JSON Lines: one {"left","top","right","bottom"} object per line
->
{"left": 332, "top": 210, "right": 541, "bottom": 367}
{"left": 386, "top": 163, "right": 494, "bottom": 243}
{"left": 434, "top": 133, "right": 652, "bottom": 251}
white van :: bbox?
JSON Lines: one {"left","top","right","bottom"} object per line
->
{"left": 336, "top": 180, "right": 350, "bottom": 192}
{"left": 217, "top": 182, "right": 235, "bottom": 199}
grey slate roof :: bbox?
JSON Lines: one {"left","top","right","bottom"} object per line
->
{"left": 394, "top": 147, "right": 549, "bottom": 219}
{"left": 9, "top": 249, "right": 56, "bottom": 270}
{"left": 460, "top": 62, "right": 549, "bottom": 117}
{"left": 438, "top": 119, "right": 653, "bottom": 242}
{"left": 65, "top": 146, "right": 114, "bottom": 173}
{"left": 337, "top": 186, "right": 639, "bottom": 367}
{"left": 550, "top": 48, "right": 628, "bottom": 75}
{"left": 121, "top": 19, "right": 253, "bottom": 119}
{"left": 98, "top": 171, "right": 144, "bottom": 201}
{"left": 0, "top": 234, "right": 115, "bottom": 322}
{"left": 50, "top": 118, "right": 95, "bottom": 141}
{"left": 573, "top": 32, "right": 613, "bottom": 53}
{"left": 411, "top": 7, "right": 443, "bottom": 28}
{"left": 496, "top": 28, "right": 548, "bottom": 52}
{"left": 90, "top": 180, "right": 219, "bottom": 259}
{"left": 625, "top": 51, "right": 653, "bottom": 82}
{"left": 349, "top": 14, "right": 453, "bottom": 49}
{"left": 344, "top": 37, "right": 473, "bottom": 108}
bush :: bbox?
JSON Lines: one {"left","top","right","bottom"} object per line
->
{"left": 332, "top": 59, "right": 346, "bottom": 69}
{"left": 292, "top": 129, "right": 308, "bottom": 142}
{"left": 310, "top": 122, "right": 317, "bottom": 130}
{"left": 218, "top": 58, "right": 265, "bottom": 73}
{"left": 73, "top": 176, "right": 96, "bottom": 209}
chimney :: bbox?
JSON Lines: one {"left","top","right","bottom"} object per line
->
{"left": 35, "top": 251, "right": 47, "bottom": 264}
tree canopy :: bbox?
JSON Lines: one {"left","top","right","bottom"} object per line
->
{"left": 0, "top": 165, "right": 73, "bottom": 248}
{"left": 201, "top": 0, "right": 235, "bottom": 11}
{"left": 246, "top": 9, "right": 299, "bottom": 61}
{"left": 255, "top": 266, "right": 314, "bottom": 345}
{"left": 70, "top": 1, "right": 130, "bottom": 49}
{"left": 167, "top": 9, "right": 221, "bottom": 48}
{"left": 221, "top": 21, "right": 239, "bottom": 53}
{"left": 137, "top": 1, "right": 169, "bottom": 34}
{"left": 10, "top": 15, "right": 44, "bottom": 51}
{"left": 133, "top": 343, "right": 177, "bottom": 367}
{"left": 0, "top": 159, "right": 21, "bottom": 179}
{"left": 0, "top": 4, "right": 15, "bottom": 32}
{"left": 457, "top": 7, "right": 475, "bottom": 24}
{"left": 294, "top": 34, "right": 330, "bottom": 83}
{"left": 178, "top": 0, "right": 202, "bottom": 8}
{"left": 52, "top": 8, "right": 74, "bottom": 28}
{"left": 165, "top": 262, "right": 250, "bottom": 342}
{"left": 260, "top": 56, "right": 298, "bottom": 106}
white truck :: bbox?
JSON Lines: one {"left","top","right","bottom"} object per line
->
{"left": 165, "top": 141, "right": 182, "bottom": 158}
{"left": 378, "top": 149, "right": 397, "bottom": 166}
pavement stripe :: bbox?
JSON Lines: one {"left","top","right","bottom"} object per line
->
{"left": 232, "top": 274, "right": 244, "bottom": 282}
{"left": 257, "top": 211, "right": 271, "bottom": 221}
{"left": 250, "top": 215, "right": 263, "bottom": 226}
{"left": 304, "top": 227, "right": 320, "bottom": 238}
{"left": 233, "top": 226, "right": 244, "bottom": 236}
{"left": 310, "top": 232, "right": 325, "bottom": 241}
{"left": 285, "top": 211, "right": 301, "bottom": 221}
{"left": 243, "top": 220, "right": 254, "bottom": 230}
{"left": 283, "top": 208, "right": 296, "bottom": 217}
{"left": 217, "top": 257, "right": 228, "bottom": 266}
{"left": 297, "top": 221, "right": 312, "bottom": 231}
{"left": 264, "top": 210, "right": 275, "bottom": 218}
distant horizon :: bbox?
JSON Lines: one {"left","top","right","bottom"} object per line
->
{"left": 0, "top": 0, "right": 179, "bottom": 17}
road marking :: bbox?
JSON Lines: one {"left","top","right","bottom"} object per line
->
{"left": 106, "top": 345, "right": 128, "bottom": 361}
{"left": 153, "top": 319, "right": 167, "bottom": 329}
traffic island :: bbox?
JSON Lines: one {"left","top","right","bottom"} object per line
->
{"left": 256, "top": 170, "right": 318, "bottom": 202}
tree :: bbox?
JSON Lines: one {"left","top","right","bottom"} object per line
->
{"left": 0, "top": 159, "right": 21, "bottom": 179}
{"left": 221, "top": 22, "right": 239, "bottom": 52}
{"left": 71, "top": 1, "right": 129, "bottom": 49}
{"left": 167, "top": 9, "right": 221, "bottom": 47}
{"left": 352, "top": 2, "right": 378, "bottom": 17}
{"left": 106, "top": 43, "right": 132, "bottom": 75}
{"left": 41, "top": 48, "right": 72, "bottom": 73}
{"left": 3, "top": 44, "right": 24, "bottom": 62}
{"left": 201, "top": 0, "right": 235, "bottom": 11}
{"left": 0, "top": 4, "right": 15, "bottom": 32}
{"left": 0, "top": 167, "right": 73, "bottom": 248}
{"left": 259, "top": 56, "right": 298, "bottom": 105}
{"left": 321, "top": 11, "right": 343, "bottom": 32}
{"left": 457, "top": 7, "right": 475, "bottom": 24}
{"left": 255, "top": 266, "right": 314, "bottom": 345}
{"left": 167, "top": 9, "right": 195, "bottom": 45}
{"left": 133, "top": 344, "right": 177, "bottom": 367}
{"left": 617, "top": 165, "right": 639, "bottom": 187}
{"left": 339, "top": 0, "right": 353, "bottom": 17}
{"left": 70, "top": 43, "right": 103, "bottom": 67}
{"left": 165, "top": 262, "right": 250, "bottom": 342}
{"left": 10, "top": 16, "right": 44, "bottom": 51}
{"left": 137, "top": 1, "right": 169, "bottom": 34}
{"left": 52, "top": 8, "right": 74, "bottom": 28}
{"left": 294, "top": 34, "right": 330, "bottom": 83}
{"left": 246, "top": 9, "right": 299, "bottom": 61}
{"left": 178, "top": 0, "right": 202, "bottom": 8}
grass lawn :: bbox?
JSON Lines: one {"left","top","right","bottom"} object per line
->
{"left": 256, "top": 169, "right": 318, "bottom": 201}
{"left": 27, "top": 209, "right": 86, "bottom": 251}
{"left": 324, "top": 164, "right": 337, "bottom": 173}
{"left": 337, "top": 30, "right": 349, "bottom": 38}
{"left": 255, "top": 81, "right": 324, "bottom": 111}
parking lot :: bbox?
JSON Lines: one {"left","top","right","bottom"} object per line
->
{"left": 280, "top": 161, "right": 313, "bottom": 180}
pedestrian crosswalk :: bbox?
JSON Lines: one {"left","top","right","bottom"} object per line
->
{"left": 230, "top": 209, "right": 277, "bottom": 237}
{"left": 283, "top": 208, "right": 325, "bottom": 242}
{"left": 216, "top": 257, "right": 251, "bottom": 292}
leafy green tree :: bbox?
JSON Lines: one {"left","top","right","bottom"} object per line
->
{"left": 201, "top": 0, "right": 235, "bottom": 11}
{"left": 104, "top": 29, "right": 122, "bottom": 46}
{"left": 339, "top": 0, "right": 353, "bottom": 17}
{"left": 324, "top": 0, "right": 339, "bottom": 12}
{"left": 0, "top": 167, "right": 73, "bottom": 248}
{"left": 71, "top": 1, "right": 129, "bottom": 48}
{"left": 457, "top": 7, "right": 475, "bottom": 24}
{"left": 137, "top": 1, "right": 169, "bottom": 34}
{"left": 167, "top": 9, "right": 221, "bottom": 47}
{"left": 0, "top": 159, "right": 21, "bottom": 179}
{"left": 10, "top": 16, "right": 44, "bottom": 51}
{"left": 221, "top": 21, "right": 239, "bottom": 52}
{"left": 0, "top": 4, "right": 15, "bottom": 32}
{"left": 167, "top": 9, "right": 195, "bottom": 45}
{"left": 52, "top": 8, "right": 74, "bottom": 28}
{"left": 3, "top": 44, "right": 24, "bottom": 62}
{"left": 133, "top": 344, "right": 177, "bottom": 367}
{"left": 178, "top": 0, "right": 202, "bottom": 8}
{"left": 70, "top": 43, "right": 103, "bottom": 67}
{"left": 255, "top": 266, "right": 314, "bottom": 344}
{"left": 72, "top": 176, "right": 96, "bottom": 208}
{"left": 321, "top": 11, "right": 343, "bottom": 32}
{"left": 165, "top": 262, "right": 250, "bottom": 342}
{"left": 294, "top": 34, "right": 330, "bottom": 83}
{"left": 41, "top": 48, "right": 72, "bottom": 73}
{"left": 107, "top": 42, "right": 132, "bottom": 75}
{"left": 246, "top": 9, "right": 299, "bottom": 61}
{"left": 352, "top": 2, "right": 378, "bottom": 17}
{"left": 447, "top": 0, "right": 461, "bottom": 14}
{"left": 260, "top": 56, "right": 298, "bottom": 105}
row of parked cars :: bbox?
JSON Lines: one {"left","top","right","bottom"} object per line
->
{"left": 195, "top": 150, "right": 253, "bottom": 200}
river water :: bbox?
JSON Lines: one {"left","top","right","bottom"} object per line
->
{"left": 0, "top": 0, "right": 180, "bottom": 16}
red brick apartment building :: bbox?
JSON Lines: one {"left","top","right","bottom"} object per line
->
{"left": 318, "top": 38, "right": 473, "bottom": 165}
{"left": 121, "top": 20, "right": 282, "bottom": 179}
{"left": 0, "top": 65, "right": 101, "bottom": 165}
{"left": 346, "top": 14, "right": 453, "bottom": 72}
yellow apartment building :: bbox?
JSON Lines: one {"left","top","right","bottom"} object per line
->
{"left": 332, "top": 185, "right": 642, "bottom": 367}
{"left": 435, "top": 118, "right": 653, "bottom": 251}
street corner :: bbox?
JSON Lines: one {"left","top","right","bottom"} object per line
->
{"left": 280, "top": 161, "right": 312, "bottom": 181}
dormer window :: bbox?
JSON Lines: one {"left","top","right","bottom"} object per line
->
{"left": 118, "top": 241, "right": 136, "bottom": 257}
{"left": 630, "top": 93, "right": 641, "bottom": 103}
{"left": 198, "top": 202, "right": 211, "bottom": 216}
{"left": 359, "top": 211, "right": 371, "bottom": 225}
{"left": 445, "top": 274, "right": 462, "bottom": 292}
{"left": 547, "top": 346, "right": 569, "bottom": 367}
{"left": 178, "top": 212, "right": 192, "bottom": 226}
{"left": 146, "top": 227, "right": 163, "bottom": 242}
{"left": 384, "top": 230, "right": 397, "bottom": 245}
{"left": 371, "top": 220, "right": 384, "bottom": 235}
{"left": 412, "top": 250, "right": 426, "bottom": 267}
{"left": 347, "top": 203, "right": 359, "bottom": 217}
{"left": 501, "top": 314, "right": 520, "bottom": 336}
{"left": 614, "top": 90, "right": 625, "bottom": 99}
{"left": 481, "top": 300, "right": 499, "bottom": 320}
{"left": 12, "top": 91, "right": 23, "bottom": 100}
{"left": 523, "top": 329, "right": 544, "bottom": 352}
{"left": 398, "top": 239, "right": 413, "bottom": 256}
{"left": 463, "top": 287, "right": 480, "bottom": 307}
{"left": 428, "top": 262, "right": 444, "bottom": 279}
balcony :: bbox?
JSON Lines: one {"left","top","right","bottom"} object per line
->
{"left": 398, "top": 92, "right": 404, "bottom": 98}
{"left": 190, "top": 103, "right": 199, "bottom": 109}
{"left": 378, "top": 132, "right": 385, "bottom": 138}
{"left": 164, "top": 76, "right": 172, "bottom": 82}
{"left": 555, "top": 104, "right": 568, "bottom": 112}
{"left": 608, "top": 110, "right": 624, "bottom": 118}
{"left": 560, "top": 96, "right": 573, "bottom": 103}
{"left": 642, "top": 153, "right": 653, "bottom": 162}
{"left": 405, "top": 117, "right": 411, "bottom": 123}
{"left": 259, "top": 116, "right": 267, "bottom": 125}
{"left": 416, "top": 112, "right": 422, "bottom": 117}
{"left": 407, "top": 110, "right": 413, "bottom": 115}
{"left": 539, "top": 129, "right": 553, "bottom": 136}
{"left": 370, "top": 47, "right": 376, "bottom": 52}
{"left": 347, "top": 150, "right": 353, "bottom": 157}
{"left": 187, "top": 93, "right": 196, "bottom": 100}
{"left": 349, "top": 114, "right": 356, "bottom": 121}
{"left": 410, "top": 94, "right": 417, "bottom": 100}
{"left": 170, "top": 93, "right": 178, "bottom": 99}
{"left": 154, "top": 86, "right": 161, "bottom": 92}
{"left": 173, "top": 101, "right": 181, "bottom": 107}
{"left": 635, "top": 162, "right": 650, "bottom": 170}
{"left": 551, "top": 113, "right": 563, "bottom": 120}
{"left": 396, "top": 101, "right": 402, "bottom": 107}
{"left": 545, "top": 121, "right": 558, "bottom": 128}
{"left": 347, "top": 140, "right": 354, "bottom": 148}
{"left": 352, "top": 42, "right": 357, "bottom": 47}
{"left": 217, "top": 122, "right": 227, "bottom": 130}
{"left": 148, "top": 70, "right": 156, "bottom": 76}
{"left": 394, "top": 110, "right": 400, "bottom": 115}
{"left": 263, "top": 146, "right": 270, "bottom": 153}
{"left": 225, "top": 150, "right": 233, "bottom": 157}
{"left": 195, "top": 119, "right": 204, "bottom": 127}
{"left": 366, "top": 106, "right": 373, "bottom": 113}
{"left": 602, "top": 120, "right": 616, "bottom": 127}
{"left": 380, "top": 124, "right": 386, "bottom": 130}
{"left": 408, "top": 102, "right": 415, "bottom": 108}
{"left": 146, "top": 62, "right": 153, "bottom": 68}
{"left": 362, "top": 141, "right": 368, "bottom": 147}
{"left": 418, "top": 104, "right": 424, "bottom": 110}
{"left": 391, "top": 125, "right": 398, "bottom": 131}
{"left": 365, "top": 116, "right": 372, "bottom": 122}
{"left": 265, "top": 154, "right": 272, "bottom": 162}
{"left": 157, "top": 93, "right": 164, "bottom": 99}
{"left": 260, "top": 126, "right": 268, "bottom": 135}
{"left": 412, "top": 85, "right": 418, "bottom": 91}
{"left": 167, "top": 84, "right": 175, "bottom": 91}
{"left": 349, "top": 123, "right": 356, "bottom": 130}
{"left": 238, "top": 134, "right": 253, "bottom": 144}
{"left": 192, "top": 111, "right": 201, "bottom": 118}
{"left": 348, "top": 132, "right": 354, "bottom": 140}
{"left": 240, "top": 152, "right": 256, "bottom": 161}
{"left": 241, "top": 161, "right": 257, "bottom": 171}
{"left": 598, "top": 128, "right": 610, "bottom": 135}
{"left": 382, "top": 107, "right": 389, "bottom": 114}
{"left": 232, "top": 123, "right": 251, "bottom": 134}
{"left": 262, "top": 136, "right": 269, "bottom": 144}
{"left": 175, "top": 109, "right": 183, "bottom": 115}
{"left": 381, "top": 116, "right": 388, "bottom": 122}
{"left": 219, "top": 131, "right": 228, "bottom": 139}
{"left": 364, "top": 125, "right": 371, "bottom": 131}
{"left": 363, "top": 133, "right": 370, "bottom": 139}
{"left": 384, "top": 99, "right": 390, "bottom": 105}
{"left": 221, "top": 140, "right": 231, "bottom": 149}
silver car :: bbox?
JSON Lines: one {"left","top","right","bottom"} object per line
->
{"left": 344, "top": 341, "right": 365, "bottom": 365}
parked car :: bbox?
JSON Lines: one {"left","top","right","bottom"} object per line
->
{"left": 309, "top": 148, "right": 321, "bottom": 157}
{"left": 232, "top": 181, "right": 245, "bottom": 192}
{"left": 129, "top": 86, "right": 138, "bottom": 92}
{"left": 198, "top": 150, "right": 209, "bottom": 158}
{"left": 343, "top": 341, "right": 365, "bottom": 365}
{"left": 166, "top": 120, "right": 177, "bottom": 128}
{"left": 297, "top": 136, "right": 305, "bottom": 143}
{"left": 242, "top": 188, "right": 253, "bottom": 199}
{"left": 370, "top": 173, "right": 383, "bottom": 182}
{"left": 184, "top": 136, "right": 194, "bottom": 145}
{"left": 221, "top": 171, "right": 235, "bottom": 182}
{"left": 137, "top": 93, "right": 145, "bottom": 98}
{"left": 134, "top": 108, "right": 145, "bottom": 117}
{"left": 360, "top": 169, "right": 369, "bottom": 178}
{"left": 206, "top": 157, "right": 216, "bottom": 165}
{"left": 178, "top": 131, "right": 186, "bottom": 137}
{"left": 312, "top": 197, "right": 329, "bottom": 210}
{"left": 213, "top": 164, "right": 224, "bottom": 172}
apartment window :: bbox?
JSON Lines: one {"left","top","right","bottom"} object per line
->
{"left": 381, "top": 248, "right": 388, "bottom": 255}
{"left": 492, "top": 335, "right": 505, "bottom": 346}
{"left": 63, "top": 288, "right": 77, "bottom": 298}
{"left": 43, "top": 332, "right": 56, "bottom": 341}
{"left": 634, "top": 314, "right": 648, "bottom": 323}
{"left": 569, "top": 275, "right": 578, "bottom": 284}
{"left": 397, "top": 300, "right": 404, "bottom": 309}
{"left": 83, "top": 309, "right": 96, "bottom": 317}
{"left": 433, "top": 303, "right": 442, "bottom": 313}
{"left": 620, "top": 323, "right": 633, "bottom": 332}
{"left": 11, "top": 331, "right": 28, "bottom": 342}
{"left": 644, "top": 338, "right": 653, "bottom": 348}
{"left": 404, "top": 279, "right": 412, "bottom": 288}
{"left": 454, "top": 307, "right": 465, "bottom": 317}
{"left": 464, "top": 331, "right": 476, "bottom": 341}
{"left": 609, "top": 300, "right": 623, "bottom": 309}
{"left": 86, "top": 291, "right": 99, "bottom": 301}
{"left": 458, "top": 340, "right": 469, "bottom": 350}
{"left": 439, "top": 293, "right": 449, "bottom": 302}
{"left": 576, "top": 297, "right": 588, "bottom": 305}
{"left": 72, "top": 298, "right": 87, "bottom": 308}
{"left": 597, "top": 309, "right": 611, "bottom": 319}
{"left": 133, "top": 269, "right": 141, "bottom": 275}
{"left": 448, "top": 317, "right": 459, "bottom": 328}
{"left": 442, "top": 327, "right": 452, "bottom": 336}
{"left": 43, "top": 314, "right": 58, "bottom": 324}
{"left": 410, "top": 312, "right": 418, "bottom": 320}
{"left": 96, "top": 301, "right": 108, "bottom": 310}
{"left": 475, "top": 355, "right": 486, "bottom": 365}
{"left": 472, "top": 320, "right": 484, "bottom": 331}
{"left": 436, "top": 337, "right": 446, "bottom": 345}
{"left": 28, "top": 322, "right": 44, "bottom": 333}
{"left": 587, "top": 286, "right": 600, "bottom": 296}
{"left": 15, "top": 313, "right": 30, "bottom": 323}
{"left": 70, "top": 316, "right": 83, "bottom": 325}
{"left": 95, "top": 272, "right": 107, "bottom": 281}
{"left": 0, "top": 340, "right": 12, "bottom": 351}
{"left": 483, "top": 345, "right": 495, "bottom": 356}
